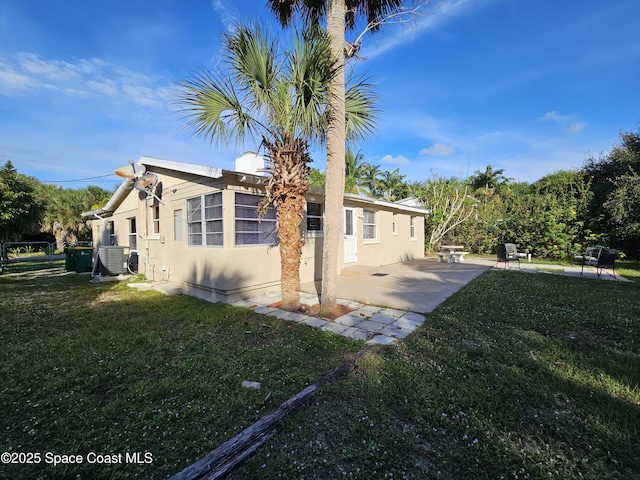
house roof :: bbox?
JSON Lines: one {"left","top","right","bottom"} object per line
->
{"left": 343, "top": 193, "right": 428, "bottom": 215}
{"left": 139, "top": 155, "right": 224, "bottom": 179}
{"left": 82, "top": 155, "right": 429, "bottom": 218}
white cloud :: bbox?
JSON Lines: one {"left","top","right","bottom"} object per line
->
{"left": 539, "top": 110, "right": 567, "bottom": 123}
{"left": 381, "top": 154, "right": 410, "bottom": 165}
{"left": 17, "top": 52, "right": 84, "bottom": 82}
{"left": 539, "top": 110, "right": 587, "bottom": 135}
{"left": 86, "top": 79, "right": 119, "bottom": 96}
{"left": 419, "top": 143, "right": 455, "bottom": 156}
{"left": 361, "top": 0, "right": 498, "bottom": 60}
{"left": 0, "top": 60, "right": 38, "bottom": 94}
{"left": 211, "top": 0, "right": 237, "bottom": 31}
{"left": 0, "top": 52, "right": 174, "bottom": 115}
{"left": 567, "top": 122, "right": 588, "bottom": 134}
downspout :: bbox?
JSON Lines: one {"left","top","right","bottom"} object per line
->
{"left": 144, "top": 194, "right": 151, "bottom": 280}
{"left": 90, "top": 213, "right": 105, "bottom": 278}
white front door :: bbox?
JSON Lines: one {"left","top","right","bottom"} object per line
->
{"left": 344, "top": 207, "right": 357, "bottom": 263}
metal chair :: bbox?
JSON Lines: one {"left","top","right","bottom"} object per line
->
{"left": 496, "top": 243, "right": 521, "bottom": 270}
{"left": 576, "top": 247, "right": 617, "bottom": 278}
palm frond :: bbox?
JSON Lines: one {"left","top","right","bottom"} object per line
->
{"left": 177, "top": 68, "right": 262, "bottom": 147}
{"left": 287, "top": 25, "right": 337, "bottom": 142}
{"left": 345, "top": 75, "right": 380, "bottom": 144}
{"left": 224, "top": 24, "right": 280, "bottom": 110}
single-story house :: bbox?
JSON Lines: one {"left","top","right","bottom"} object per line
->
{"left": 82, "top": 153, "right": 428, "bottom": 303}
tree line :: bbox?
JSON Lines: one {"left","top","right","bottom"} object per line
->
{"left": 0, "top": 161, "right": 112, "bottom": 252}
{"left": 312, "top": 126, "right": 640, "bottom": 260}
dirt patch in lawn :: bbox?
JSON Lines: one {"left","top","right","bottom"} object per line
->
{"left": 268, "top": 301, "right": 355, "bottom": 321}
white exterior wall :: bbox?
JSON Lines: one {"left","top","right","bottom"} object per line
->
{"left": 93, "top": 167, "right": 426, "bottom": 302}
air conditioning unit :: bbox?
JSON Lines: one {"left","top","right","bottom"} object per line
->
{"left": 99, "top": 246, "right": 130, "bottom": 276}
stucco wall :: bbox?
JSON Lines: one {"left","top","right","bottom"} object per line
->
{"left": 93, "top": 168, "right": 426, "bottom": 301}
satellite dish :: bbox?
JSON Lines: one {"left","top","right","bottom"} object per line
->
{"left": 134, "top": 173, "right": 158, "bottom": 190}
{"left": 114, "top": 162, "right": 146, "bottom": 179}
{"left": 134, "top": 173, "right": 164, "bottom": 204}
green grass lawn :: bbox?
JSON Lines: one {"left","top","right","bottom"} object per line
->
{"left": 232, "top": 271, "right": 640, "bottom": 479}
{"left": 3, "top": 267, "right": 639, "bottom": 479}
{"left": 0, "top": 270, "right": 362, "bottom": 479}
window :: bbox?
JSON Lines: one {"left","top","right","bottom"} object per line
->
{"left": 174, "top": 209, "right": 183, "bottom": 241}
{"left": 235, "top": 192, "right": 277, "bottom": 245}
{"left": 186, "top": 192, "right": 223, "bottom": 246}
{"left": 363, "top": 210, "right": 376, "bottom": 240}
{"left": 152, "top": 205, "right": 160, "bottom": 234}
{"left": 307, "top": 202, "right": 323, "bottom": 232}
{"left": 107, "top": 221, "right": 116, "bottom": 245}
{"left": 410, "top": 216, "right": 416, "bottom": 239}
{"left": 128, "top": 217, "right": 137, "bottom": 250}
{"left": 392, "top": 213, "right": 397, "bottom": 235}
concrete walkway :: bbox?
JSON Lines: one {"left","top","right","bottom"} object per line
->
{"left": 228, "top": 292, "right": 427, "bottom": 345}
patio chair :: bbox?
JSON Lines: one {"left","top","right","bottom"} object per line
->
{"left": 575, "top": 246, "right": 617, "bottom": 278}
{"left": 495, "top": 243, "right": 521, "bottom": 270}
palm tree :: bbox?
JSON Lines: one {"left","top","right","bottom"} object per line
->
{"left": 39, "top": 185, "right": 95, "bottom": 251}
{"left": 267, "top": 0, "right": 401, "bottom": 311}
{"left": 344, "top": 147, "right": 366, "bottom": 194}
{"left": 379, "top": 168, "right": 408, "bottom": 201}
{"left": 178, "top": 24, "right": 376, "bottom": 311}
{"left": 360, "top": 161, "right": 382, "bottom": 197}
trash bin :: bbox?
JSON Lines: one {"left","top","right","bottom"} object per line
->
{"left": 64, "top": 247, "right": 76, "bottom": 272}
{"left": 72, "top": 247, "right": 93, "bottom": 273}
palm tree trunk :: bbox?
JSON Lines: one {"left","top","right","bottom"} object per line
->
{"left": 278, "top": 195, "right": 305, "bottom": 311}
{"left": 262, "top": 137, "right": 311, "bottom": 312}
{"left": 321, "top": 0, "right": 346, "bottom": 311}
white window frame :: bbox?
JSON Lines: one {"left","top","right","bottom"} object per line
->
{"left": 306, "top": 202, "right": 324, "bottom": 234}
{"left": 363, "top": 209, "right": 377, "bottom": 241}
{"left": 107, "top": 220, "right": 116, "bottom": 246}
{"left": 234, "top": 192, "right": 277, "bottom": 246}
{"left": 128, "top": 217, "right": 137, "bottom": 251}
{"left": 151, "top": 205, "right": 160, "bottom": 235}
{"left": 186, "top": 192, "right": 223, "bottom": 246}
{"left": 174, "top": 209, "right": 183, "bottom": 242}
{"left": 410, "top": 216, "right": 416, "bottom": 239}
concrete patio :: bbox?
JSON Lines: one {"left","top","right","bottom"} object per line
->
{"left": 170, "top": 257, "right": 627, "bottom": 345}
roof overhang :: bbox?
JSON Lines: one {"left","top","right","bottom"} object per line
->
{"left": 343, "top": 193, "right": 429, "bottom": 215}
{"left": 81, "top": 178, "right": 134, "bottom": 218}
{"left": 139, "top": 155, "right": 224, "bottom": 179}
{"left": 82, "top": 155, "right": 429, "bottom": 219}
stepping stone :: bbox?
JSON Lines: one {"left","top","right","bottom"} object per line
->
{"left": 401, "top": 312, "right": 427, "bottom": 324}
{"left": 302, "top": 317, "right": 328, "bottom": 328}
{"left": 333, "top": 315, "right": 362, "bottom": 327}
{"left": 272, "top": 310, "right": 296, "bottom": 320}
{"left": 394, "top": 316, "right": 425, "bottom": 329}
{"left": 379, "top": 325, "right": 414, "bottom": 339}
{"left": 254, "top": 306, "right": 278, "bottom": 315}
{"left": 285, "top": 313, "right": 313, "bottom": 323}
{"left": 366, "top": 334, "right": 396, "bottom": 345}
{"left": 350, "top": 306, "right": 383, "bottom": 318}
{"left": 355, "top": 319, "right": 386, "bottom": 333}
{"left": 343, "top": 327, "right": 370, "bottom": 341}
{"left": 368, "top": 313, "right": 398, "bottom": 325}
{"left": 321, "top": 322, "right": 352, "bottom": 335}
{"left": 379, "top": 308, "right": 407, "bottom": 318}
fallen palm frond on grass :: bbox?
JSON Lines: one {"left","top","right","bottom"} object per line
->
{"left": 233, "top": 270, "right": 640, "bottom": 479}
{"left": 0, "top": 272, "right": 362, "bottom": 480}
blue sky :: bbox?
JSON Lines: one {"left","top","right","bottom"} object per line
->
{"left": 1, "top": 0, "right": 639, "bottom": 191}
